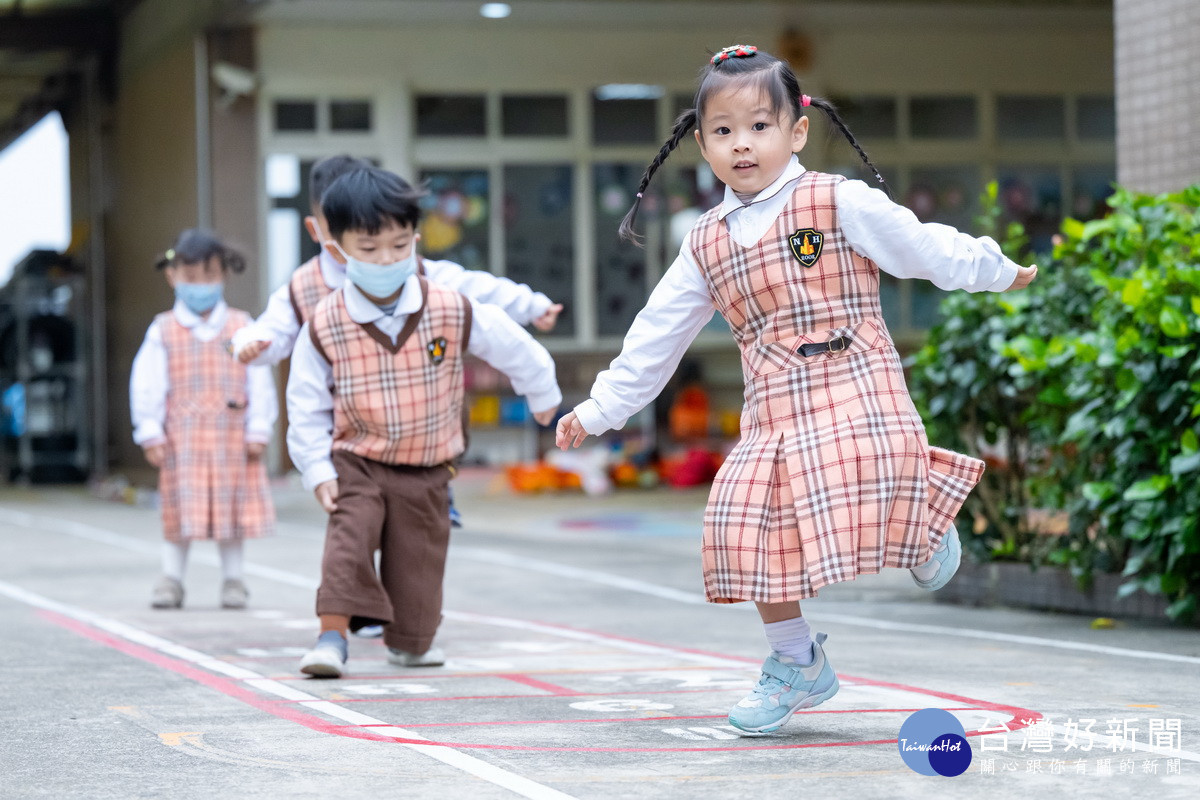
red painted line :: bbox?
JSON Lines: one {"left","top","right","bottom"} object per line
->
{"left": 41, "top": 608, "right": 1044, "bottom": 753}
{"left": 378, "top": 707, "right": 980, "bottom": 729}
{"left": 296, "top": 687, "right": 751, "bottom": 703}
{"left": 496, "top": 674, "right": 577, "bottom": 695}
{"left": 36, "top": 610, "right": 393, "bottom": 744}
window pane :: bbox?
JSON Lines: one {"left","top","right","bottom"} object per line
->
{"left": 418, "top": 170, "right": 491, "bottom": 272}
{"left": 330, "top": 100, "right": 372, "bottom": 132}
{"left": 1077, "top": 95, "right": 1115, "bottom": 140}
{"left": 1071, "top": 165, "right": 1116, "bottom": 220}
{"left": 274, "top": 100, "right": 317, "bottom": 132}
{"left": 592, "top": 95, "right": 657, "bottom": 144}
{"left": 502, "top": 95, "right": 568, "bottom": 137}
{"left": 594, "top": 164, "right": 651, "bottom": 337}
{"left": 997, "top": 165, "right": 1062, "bottom": 253}
{"left": 830, "top": 96, "right": 898, "bottom": 140}
{"left": 906, "top": 165, "right": 981, "bottom": 230}
{"left": 996, "top": 96, "right": 1064, "bottom": 141}
{"left": 910, "top": 97, "right": 977, "bottom": 139}
{"left": 504, "top": 165, "right": 574, "bottom": 336}
{"left": 416, "top": 95, "right": 486, "bottom": 137}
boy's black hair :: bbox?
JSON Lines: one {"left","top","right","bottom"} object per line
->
{"left": 619, "top": 46, "right": 888, "bottom": 244}
{"left": 155, "top": 228, "right": 246, "bottom": 273}
{"left": 321, "top": 167, "right": 425, "bottom": 239}
{"left": 309, "top": 154, "right": 374, "bottom": 209}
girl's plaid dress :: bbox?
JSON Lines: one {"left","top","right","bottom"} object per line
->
{"left": 158, "top": 309, "right": 274, "bottom": 542}
{"left": 690, "top": 171, "right": 983, "bottom": 603}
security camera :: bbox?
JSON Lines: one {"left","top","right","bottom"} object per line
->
{"left": 211, "top": 61, "right": 258, "bottom": 108}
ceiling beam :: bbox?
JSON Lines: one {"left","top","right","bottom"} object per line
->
{"left": 0, "top": 10, "right": 117, "bottom": 52}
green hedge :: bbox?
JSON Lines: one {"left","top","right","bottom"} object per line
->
{"left": 908, "top": 183, "right": 1200, "bottom": 622}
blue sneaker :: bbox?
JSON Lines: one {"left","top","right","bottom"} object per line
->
{"left": 911, "top": 527, "right": 962, "bottom": 591}
{"left": 299, "top": 631, "right": 348, "bottom": 678}
{"left": 728, "top": 633, "right": 839, "bottom": 734}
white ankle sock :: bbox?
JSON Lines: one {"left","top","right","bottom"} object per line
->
{"left": 218, "top": 539, "right": 244, "bottom": 581}
{"left": 162, "top": 541, "right": 189, "bottom": 581}
{"left": 764, "top": 616, "right": 814, "bottom": 665}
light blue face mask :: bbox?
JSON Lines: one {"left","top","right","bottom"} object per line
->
{"left": 175, "top": 282, "right": 223, "bottom": 314}
{"left": 335, "top": 243, "right": 417, "bottom": 299}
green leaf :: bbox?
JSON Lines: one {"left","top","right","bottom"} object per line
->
{"left": 1183, "top": 429, "right": 1200, "bottom": 455}
{"left": 1123, "top": 475, "right": 1170, "bottom": 501}
{"left": 1060, "top": 217, "right": 1085, "bottom": 240}
{"left": 1170, "top": 451, "right": 1200, "bottom": 476}
{"left": 1081, "top": 481, "right": 1115, "bottom": 503}
{"left": 1191, "top": 295, "right": 1200, "bottom": 316}
{"left": 1121, "top": 279, "right": 1146, "bottom": 308}
{"left": 1081, "top": 217, "right": 1117, "bottom": 241}
{"left": 1160, "top": 305, "right": 1190, "bottom": 338}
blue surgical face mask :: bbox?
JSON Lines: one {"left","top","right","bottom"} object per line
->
{"left": 335, "top": 243, "right": 417, "bottom": 299}
{"left": 175, "top": 282, "right": 223, "bottom": 315}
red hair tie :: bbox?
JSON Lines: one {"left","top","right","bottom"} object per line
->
{"left": 801, "top": 94, "right": 812, "bottom": 107}
{"left": 711, "top": 44, "right": 758, "bottom": 64}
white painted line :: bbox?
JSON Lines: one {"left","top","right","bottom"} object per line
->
{"left": 442, "top": 609, "right": 749, "bottom": 669}
{"left": 0, "top": 577, "right": 579, "bottom": 800}
{"left": 454, "top": 546, "right": 707, "bottom": 605}
{"left": 815, "top": 613, "right": 1200, "bottom": 667}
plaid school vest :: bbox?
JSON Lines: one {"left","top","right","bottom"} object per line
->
{"left": 288, "top": 257, "right": 330, "bottom": 326}
{"left": 309, "top": 278, "right": 472, "bottom": 467}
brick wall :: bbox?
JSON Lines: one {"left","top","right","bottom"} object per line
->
{"left": 1115, "top": 0, "right": 1200, "bottom": 192}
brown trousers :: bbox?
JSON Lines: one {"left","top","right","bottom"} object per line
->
{"left": 317, "top": 450, "right": 452, "bottom": 653}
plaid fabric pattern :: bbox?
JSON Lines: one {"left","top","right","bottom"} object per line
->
{"left": 288, "top": 257, "right": 331, "bottom": 325}
{"left": 310, "top": 279, "right": 469, "bottom": 467}
{"left": 159, "top": 309, "right": 275, "bottom": 542}
{"left": 691, "top": 171, "right": 984, "bottom": 603}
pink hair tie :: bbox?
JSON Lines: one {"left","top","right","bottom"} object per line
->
{"left": 636, "top": 192, "right": 643, "bottom": 199}
{"left": 801, "top": 94, "right": 812, "bottom": 107}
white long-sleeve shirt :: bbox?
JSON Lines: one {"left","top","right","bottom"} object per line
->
{"left": 232, "top": 250, "right": 556, "bottom": 365}
{"left": 286, "top": 276, "right": 562, "bottom": 490}
{"left": 130, "top": 300, "right": 278, "bottom": 446}
{"left": 573, "top": 156, "right": 1023, "bottom": 437}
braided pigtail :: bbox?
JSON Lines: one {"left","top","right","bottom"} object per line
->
{"left": 807, "top": 96, "right": 891, "bottom": 198}
{"left": 618, "top": 107, "right": 698, "bottom": 245}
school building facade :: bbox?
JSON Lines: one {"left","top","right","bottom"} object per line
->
{"left": 2, "top": 0, "right": 1180, "bottom": 476}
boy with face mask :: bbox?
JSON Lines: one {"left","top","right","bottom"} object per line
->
{"left": 288, "top": 167, "right": 561, "bottom": 677}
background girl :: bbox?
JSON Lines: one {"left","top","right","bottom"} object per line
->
{"left": 130, "top": 229, "right": 276, "bottom": 610}
{"left": 557, "top": 44, "right": 1036, "bottom": 734}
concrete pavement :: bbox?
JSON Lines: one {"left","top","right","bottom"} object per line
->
{"left": 1, "top": 470, "right": 1198, "bottom": 799}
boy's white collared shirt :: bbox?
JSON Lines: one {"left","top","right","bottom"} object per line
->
{"left": 129, "top": 299, "right": 278, "bottom": 447}
{"left": 286, "top": 276, "right": 562, "bottom": 490}
{"left": 572, "top": 156, "right": 1023, "bottom": 437}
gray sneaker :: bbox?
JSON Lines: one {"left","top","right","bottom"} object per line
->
{"left": 387, "top": 646, "right": 445, "bottom": 667}
{"left": 220, "top": 579, "right": 248, "bottom": 609}
{"left": 151, "top": 576, "right": 184, "bottom": 609}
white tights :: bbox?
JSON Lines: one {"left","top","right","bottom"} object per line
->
{"left": 161, "top": 539, "right": 244, "bottom": 581}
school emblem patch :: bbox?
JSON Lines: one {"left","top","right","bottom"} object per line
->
{"left": 788, "top": 228, "right": 824, "bottom": 267}
{"left": 426, "top": 337, "right": 448, "bottom": 365}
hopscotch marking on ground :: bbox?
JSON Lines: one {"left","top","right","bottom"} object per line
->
{"left": 5, "top": 505, "right": 1199, "bottom": 762}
